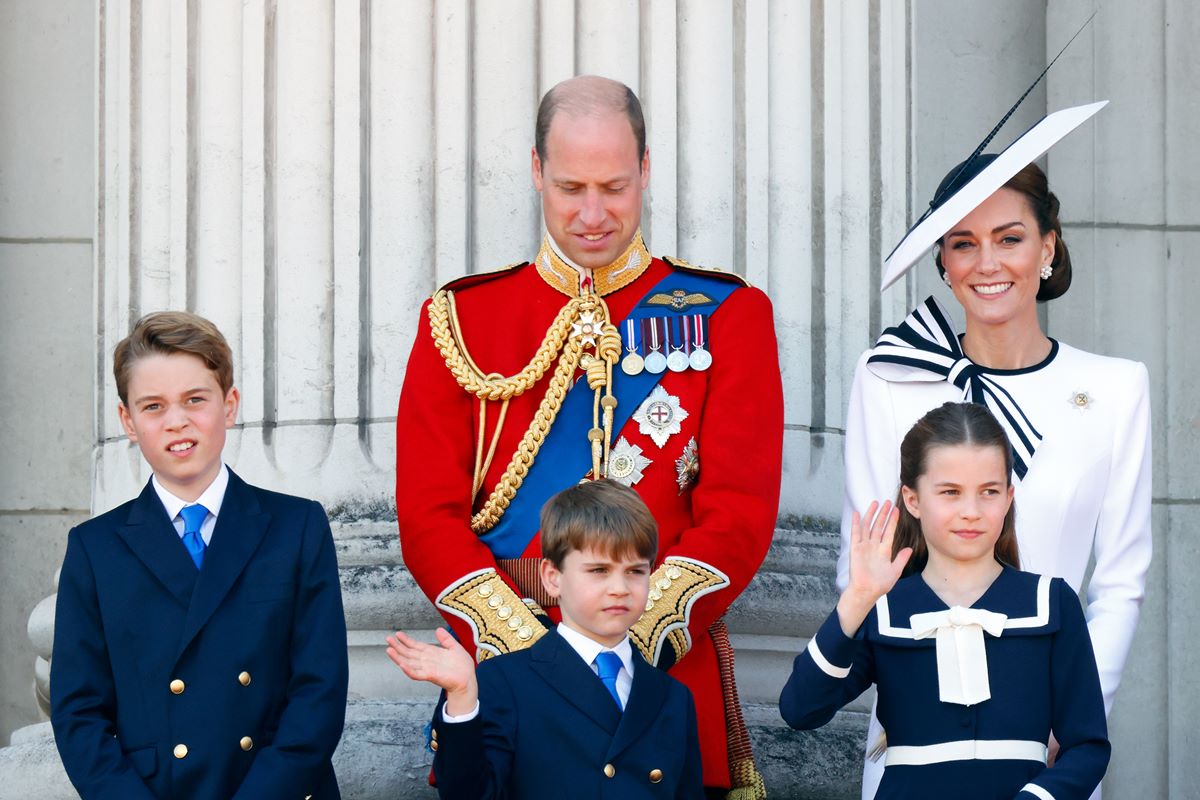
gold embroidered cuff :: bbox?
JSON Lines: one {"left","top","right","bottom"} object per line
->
{"left": 628, "top": 558, "right": 730, "bottom": 666}
{"left": 436, "top": 569, "right": 549, "bottom": 661}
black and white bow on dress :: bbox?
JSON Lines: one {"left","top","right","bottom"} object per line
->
{"left": 866, "top": 296, "right": 1043, "bottom": 480}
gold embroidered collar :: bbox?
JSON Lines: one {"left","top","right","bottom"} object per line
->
{"left": 535, "top": 231, "right": 652, "bottom": 297}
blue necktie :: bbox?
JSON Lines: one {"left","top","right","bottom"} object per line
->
{"left": 594, "top": 651, "right": 624, "bottom": 710}
{"left": 179, "top": 504, "right": 209, "bottom": 570}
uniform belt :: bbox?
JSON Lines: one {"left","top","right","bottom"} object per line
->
{"left": 885, "top": 739, "right": 1048, "bottom": 767}
{"left": 496, "top": 557, "right": 557, "bottom": 608}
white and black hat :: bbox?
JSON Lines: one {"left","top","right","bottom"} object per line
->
{"left": 880, "top": 17, "right": 1106, "bottom": 292}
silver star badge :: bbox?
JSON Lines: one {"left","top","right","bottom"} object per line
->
{"left": 607, "top": 437, "right": 652, "bottom": 486}
{"left": 633, "top": 385, "right": 689, "bottom": 448}
{"left": 675, "top": 437, "right": 699, "bottom": 494}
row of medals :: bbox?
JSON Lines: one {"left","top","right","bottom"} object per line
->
{"left": 621, "top": 342, "right": 712, "bottom": 375}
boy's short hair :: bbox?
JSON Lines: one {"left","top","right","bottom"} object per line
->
{"left": 540, "top": 479, "right": 658, "bottom": 568}
{"left": 113, "top": 311, "right": 234, "bottom": 405}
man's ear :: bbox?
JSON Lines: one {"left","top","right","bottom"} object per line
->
{"left": 900, "top": 485, "right": 920, "bottom": 519}
{"left": 639, "top": 146, "right": 650, "bottom": 187}
{"left": 539, "top": 558, "right": 562, "bottom": 599}
{"left": 117, "top": 403, "right": 139, "bottom": 442}
{"left": 531, "top": 146, "right": 545, "bottom": 191}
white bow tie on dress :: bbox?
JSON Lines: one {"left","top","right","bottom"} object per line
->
{"left": 909, "top": 606, "right": 1008, "bottom": 706}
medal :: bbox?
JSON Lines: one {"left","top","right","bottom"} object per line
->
{"left": 633, "top": 385, "right": 689, "bottom": 448}
{"left": 607, "top": 437, "right": 652, "bottom": 486}
{"left": 643, "top": 318, "right": 667, "bottom": 374}
{"left": 666, "top": 317, "right": 689, "bottom": 372}
{"left": 644, "top": 351, "right": 667, "bottom": 374}
{"left": 667, "top": 351, "right": 690, "bottom": 372}
{"left": 570, "top": 310, "right": 600, "bottom": 347}
{"left": 620, "top": 318, "right": 644, "bottom": 375}
{"left": 688, "top": 313, "right": 712, "bottom": 371}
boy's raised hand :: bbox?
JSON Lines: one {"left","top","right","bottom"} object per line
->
{"left": 836, "top": 500, "right": 911, "bottom": 636}
{"left": 386, "top": 628, "right": 478, "bottom": 715}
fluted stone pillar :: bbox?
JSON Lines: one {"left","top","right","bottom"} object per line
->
{"left": 1044, "top": 2, "right": 1199, "bottom": 796}
{"left": 5, "top": 2, "right": 911, "bottom": 797}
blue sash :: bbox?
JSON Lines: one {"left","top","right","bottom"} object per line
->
{"left": 477, "top": 270, "right": 739, "bottom": 558}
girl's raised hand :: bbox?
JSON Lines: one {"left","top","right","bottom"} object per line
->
{"left": 837, "top": 500, "right": 912, "bottom": 636}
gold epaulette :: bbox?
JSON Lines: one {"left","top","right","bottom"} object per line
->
{"left": 437, "top": 262, "right": 528, "bottom": 293}
{"left": 663, "top": 255, "right": 752, "bottom": 288}
{"left": 628, "top": 557, "right": 730, "bottom": 666}
{"left": 436, "top": 569, "right": 548, "bottom": 661}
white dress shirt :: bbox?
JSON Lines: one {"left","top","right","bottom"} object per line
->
{"left": 442, "top": 623, "right": 636, "bottom": 723}
{"left": 152, "top": 464, "right": 229, "bottom": 546}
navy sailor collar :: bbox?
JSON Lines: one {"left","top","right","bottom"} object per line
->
{"left": 870, "top": 566, "right": 1061, "bottom": 645}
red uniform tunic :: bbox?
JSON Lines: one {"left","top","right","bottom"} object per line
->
{"left": 396, "top": 242, "right": 783, "bottom": 788}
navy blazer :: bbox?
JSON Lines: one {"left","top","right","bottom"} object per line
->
{"left": 50, "top": 470, "right": 349, "bottom": 800}
{"left": 433, "top": 629, "right": 704, "bottom": 799}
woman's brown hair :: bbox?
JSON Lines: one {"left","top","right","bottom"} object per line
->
{"left": 892, "top": 402, "right": 1020, "bottom": 576}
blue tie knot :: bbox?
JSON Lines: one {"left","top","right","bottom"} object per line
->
{"left": 594, "top": 651, "right": 623, "bottom": 710}
{"left": 179, "top": 504, "right": 209, "bottom": 569}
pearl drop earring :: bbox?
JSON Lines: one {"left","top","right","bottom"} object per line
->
{"left": 1040, "top": 264, "right": 1053, "bottom": 280}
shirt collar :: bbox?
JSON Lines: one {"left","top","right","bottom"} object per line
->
{"left": 556, "top": 622, "right": 634, "bottom": 676}
{"left": 152, "top": 464, "right": 229, "bottom": 522}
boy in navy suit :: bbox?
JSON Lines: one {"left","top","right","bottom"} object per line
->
{"left": 51, "top": 311, "right": 348, "bottom": 799}
{"left": 388, "top": 478, "right": 704, "bottom": 799}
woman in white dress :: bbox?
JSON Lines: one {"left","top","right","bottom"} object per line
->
{"left": 841, "top": 123, "right": 1152, "bottom": 798}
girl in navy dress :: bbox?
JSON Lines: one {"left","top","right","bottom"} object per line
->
{"left": 781, "top": 402, "right": 1109, "bottom": 799}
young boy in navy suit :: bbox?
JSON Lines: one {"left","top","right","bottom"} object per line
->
{"left": 51, "top": 311, "right": 349, "bottom": 800}
{"left": 387, "top": 478, "right": 704, "bottom": 799}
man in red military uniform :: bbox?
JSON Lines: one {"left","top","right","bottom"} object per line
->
{"left": 396, "top": 75, "right": 783, "bottom": 797}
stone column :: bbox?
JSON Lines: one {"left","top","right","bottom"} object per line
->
{"left": 1045, "top": 1, "right": 1199, "bottom": 795}
{"left": 7, "top": 2, "right": 911, "bottom": 797}
{"left": 0, "top": 0, "right": 95, "bottom": 742}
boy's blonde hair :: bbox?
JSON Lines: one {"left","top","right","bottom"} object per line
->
{"left": 540, "top": 479, "right": 658, "bottom": 568}
{"left": 113, "top": 311, "right": 234, "bottom": 405}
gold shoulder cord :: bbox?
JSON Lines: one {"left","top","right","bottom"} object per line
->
{"left": 427, "top": 286, "right": 622, "bottom": 534}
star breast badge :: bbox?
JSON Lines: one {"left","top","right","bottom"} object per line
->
{"left": 633, "top": 386, "right": 689, "bottom": 448}
{"left": 675, "top": 437, "right": 699, "bottom": 494}
{"left": 607, "top": 437, "right": 652, "bottom": 486}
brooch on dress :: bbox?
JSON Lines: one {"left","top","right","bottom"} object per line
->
{"left": 1067, "top": 390, "right": 1093, "bottom": 411}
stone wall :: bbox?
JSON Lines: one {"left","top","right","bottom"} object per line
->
{"left": 0, "top": 0, "right": 94, "bottom": 743}
{"left": 1044, "top": 2, "right": 1200, "bottom": 796}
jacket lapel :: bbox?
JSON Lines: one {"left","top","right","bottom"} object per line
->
{"left": 116, "top": 480, "right": 199, "bottom": 608}
{"left": 528, "top": 632, "right": 622, "bottom": 735}
{"left": 605, "top": 649, "right": 668, "bottom": 762}
{"left": 175, "top": 471, "right": 271, "bottom": 659}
